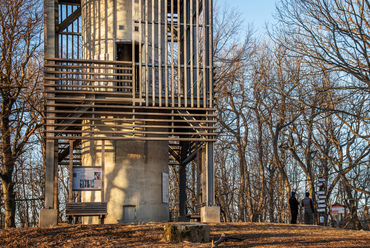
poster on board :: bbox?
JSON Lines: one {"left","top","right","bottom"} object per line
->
{"left": 72, "top": 166, "right": 102, "bottom": 191}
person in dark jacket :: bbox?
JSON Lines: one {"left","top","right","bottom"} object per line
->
{"left": 301, "top": 192, "right": 314, "bottom": 224}
{"left": 289, "top": 192, "right": 299, "bottom": 224}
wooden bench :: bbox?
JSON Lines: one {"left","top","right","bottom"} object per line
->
{"left": 187, "top": 203, "right": 206, "bottom": 222}
{"left": 66, "top": 202, "right": 108, "bottom": 224}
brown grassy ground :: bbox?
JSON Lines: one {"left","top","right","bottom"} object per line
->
{"left": 0, "top": 222, "right": 369, "bottom": 247}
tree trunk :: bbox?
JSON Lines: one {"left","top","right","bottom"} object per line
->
{"left": 279, "top": 181, "right": 285, "bottom": 223}
{"left": 2, "top": 174, "right": 16, "bottom": 228}
{"left": 345, "top": 185, "right": 362, "bottom": 230}
{"left": 252, "top": 114, "right": 265, "bottom": 222}
{"left": 365, "top": 201, "right": 370, "bottom": 230}
{"left": 238, "top": 159, "right": 245, "bottom": 221}
{"left": 244, "top": 151, "right": 253, "bottom": 222}
{"left": 2, "top": 113, "right": 16, "bottom": 228}
{"left": 271, "top": 123, "right": 291, "bottom": 223}
{"left": 307, "top": 175, "right": 315, "bottom": 222}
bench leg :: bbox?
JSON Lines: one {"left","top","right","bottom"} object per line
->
{"left": 68, "top": 216, "right": 73, "bottom": 225}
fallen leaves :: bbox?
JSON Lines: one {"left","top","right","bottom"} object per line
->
{"left": 0, "top": 222, "right": 369, "bottom": 247}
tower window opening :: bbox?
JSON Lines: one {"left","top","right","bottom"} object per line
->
{"left": 116, "top": 43, "right": 139, "bottom": 92}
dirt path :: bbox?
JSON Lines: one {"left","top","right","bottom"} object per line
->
{"left": 0, "top": 222, "right": 369, "bottom": 247}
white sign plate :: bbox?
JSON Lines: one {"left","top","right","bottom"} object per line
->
{"left": 317, "top": 183, "right": 323, "bottom": 187}
{"left": 162, "top": 172, "right": 169, "bottom": 203}
{"left": 318, "top": 178, "right": 325, "bottom": 182}
{"left": 317, "top": 208, "right": 326, "bottom": 212}
{"left": 332, "top": 207, "right": 344, "bottom": 211}
{"left": 332, "top": 209, "right": 344, "bottom": 214}
{"left": 72, "top": 166, "right": 102, "bottom": 191}
{"left": 318, "top": 195, "right": 327, "bottom": 199}
{"left": 318, "top": 204, "right": 326, "bottom": 208}
{"left": 317, "top": 200, "right": 326, "bottom": 204}
{"left": 317, "top": 191, "right": 325, "bottom": 195}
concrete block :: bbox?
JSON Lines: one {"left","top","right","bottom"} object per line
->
{"left": 39, "top": 209, "right": 58, "bottom": 227}
{"left": 164, "top": 223, "right": 210, "bottom": 243}
{"left": 201, "top": 206, "right": 221, "bottom": 223}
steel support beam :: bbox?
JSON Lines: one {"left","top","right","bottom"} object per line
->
{"left": 206, "top": 141, "right": 214, "bottom": 206}
{"left": 179, "top": 140, "right": 190, "bottom": 217}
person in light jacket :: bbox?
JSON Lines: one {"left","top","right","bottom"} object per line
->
{"left": 301, "top": 192, "right": 314, "bottom": 224}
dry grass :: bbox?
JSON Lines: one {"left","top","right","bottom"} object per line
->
{"left": 0, "top": 222, "right": 369, "bottom": 247}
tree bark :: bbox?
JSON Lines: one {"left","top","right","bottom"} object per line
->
{"left": 344, "top": 185, "right": 362, "bottom": 230}
{"left": 1, "top": 101, "right": 16, "bottom": 227}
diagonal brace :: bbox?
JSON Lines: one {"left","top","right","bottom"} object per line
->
{"left": 58, "top": 7, "right": 81, "bottom": 32}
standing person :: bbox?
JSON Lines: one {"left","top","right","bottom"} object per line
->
{"left": 301, "top": 192, "right": 314, "bottom": 224}
{"left": 289, "top": 192, "right": 299, "bottom": 224}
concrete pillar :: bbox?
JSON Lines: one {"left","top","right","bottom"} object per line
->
{"left": 40, "top": 0, "right": 59, "bottom": 227}
{"left": 44, "top": 141, "right": 56, "bottom": 210}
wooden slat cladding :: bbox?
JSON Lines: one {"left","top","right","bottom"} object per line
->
{"left": 44, "top": 0, "right": 215, "bottom": 142}
{"left": 131, "top": 0, "right": 214, "bottom": 109}
{"left": 44, "top": 58, "right": 216, "bottom": 141}
{"left": 45, "top": 57, "right": 213, "bottom": 107}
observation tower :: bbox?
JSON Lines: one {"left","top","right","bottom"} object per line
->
{"left": 41, "top": 0, "right": 218, "bottom": 225}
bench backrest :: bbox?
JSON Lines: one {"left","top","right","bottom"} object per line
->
{"left": 66, "top": 202, "right": 108, "bottom": 215}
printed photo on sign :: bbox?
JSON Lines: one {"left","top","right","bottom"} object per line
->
{"left": 94, "top": 172, "right": 101, "bottom": 180}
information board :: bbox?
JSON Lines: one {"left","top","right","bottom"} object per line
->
{"left": 320, "top": 216, "right": 325, "bottom": 223}
{"left": 72, "top": 166, "right": 102, "bottom": 191}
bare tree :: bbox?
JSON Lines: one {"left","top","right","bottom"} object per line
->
{"left": 215, "top": 140, "right": 239, "bottom": 222}
{"left": 213, "top": 1, "right": 257, "bottom": 221}
{"left": 273, "top": 0, "right": 370, "bottom": 137}
{"left": 254, "top": 43, "right": 304, "bottom": 222}
{"left": 0, "top": 0, "right": 43, "bottom": 228}
{"left": 213, "top": 0, "right": 370, "bottom": 226}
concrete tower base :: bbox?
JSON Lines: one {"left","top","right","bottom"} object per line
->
{"left": 81, "top": 138, "right": 169, "bottom": 224}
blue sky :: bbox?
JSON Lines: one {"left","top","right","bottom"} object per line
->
{"left": 217, "top": 0, "right": 278, "bottom": 35}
